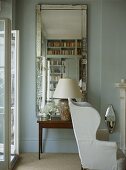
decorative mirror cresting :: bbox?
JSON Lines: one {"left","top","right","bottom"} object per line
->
{"left": 36, "top": 4, "right": 88, "bottom": 117}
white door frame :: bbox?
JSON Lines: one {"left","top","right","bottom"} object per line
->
{"left": 0, "top": 18, "right": 11, "bottom": 170}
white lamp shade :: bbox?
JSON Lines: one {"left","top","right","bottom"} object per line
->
{"left": 53, "top": 78, "right": 82, "bottom": 99}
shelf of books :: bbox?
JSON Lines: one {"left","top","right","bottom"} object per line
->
{"left": 47, "top": 39, "right": 82, "bottom": 57}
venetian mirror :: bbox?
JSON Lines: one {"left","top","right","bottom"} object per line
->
{"left": 36, "top": 4, "right": 88, "bottom": 117}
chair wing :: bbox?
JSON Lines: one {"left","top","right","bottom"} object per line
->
{"left": 69, "top": 99, "right": 126, "bottom": 170}
{"left": 69, "top": 100, "right": 100, "bottom": 141}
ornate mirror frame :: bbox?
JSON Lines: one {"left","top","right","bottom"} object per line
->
{"left": 35, "top": 4, "right": 88, "bottom": 117}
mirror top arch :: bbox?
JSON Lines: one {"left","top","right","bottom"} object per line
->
{"left": 36, "top": 4, "right": 87, "bottom": 40}
{"left": 38, "top": 4, "right": 87, "bottom": 10}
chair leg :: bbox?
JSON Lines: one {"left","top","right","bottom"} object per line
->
{"left": 81, "top": 165, "right": 88, "bottom": 170}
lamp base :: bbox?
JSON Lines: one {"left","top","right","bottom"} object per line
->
{"left": 58, "top": 99, "right": 71, "bottom": 121}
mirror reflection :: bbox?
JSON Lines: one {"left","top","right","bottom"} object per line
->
{"left": 36, "top": 5, "right": 88, "bottom": 117}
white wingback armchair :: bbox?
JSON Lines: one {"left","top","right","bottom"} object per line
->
{"left": 69, "top": 99, "right": 126, "bottom": 170}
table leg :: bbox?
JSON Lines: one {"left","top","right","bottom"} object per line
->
{"left": 41, "top": 127, "right": 43, "bottom": 153}
{"left": 39, "top": 124, "right": 42, "bottom": 159}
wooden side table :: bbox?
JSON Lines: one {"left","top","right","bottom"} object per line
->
{"left": 37, "top": 120, "right": 73, "bottom": 159}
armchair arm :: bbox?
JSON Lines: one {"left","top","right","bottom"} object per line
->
{"left": 95, "top": 139, "right": 117, "bottom": 148}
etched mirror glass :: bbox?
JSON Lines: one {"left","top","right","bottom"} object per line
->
{"left": 36, "top": 5, "right": 88, "bottom": 117}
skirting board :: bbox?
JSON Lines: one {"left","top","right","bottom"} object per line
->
{"left": 20, "top": 139, "right": 78, "bottom": 153}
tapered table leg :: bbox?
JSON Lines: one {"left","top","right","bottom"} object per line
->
{"left": 39, "top": 124, "right": 42, "bottom": 159}
{"left": 41, "top": 128, "right": 43, "bottom": 153}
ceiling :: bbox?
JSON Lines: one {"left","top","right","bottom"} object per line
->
{"left": 41, "top": 9, "right": 82, "bottom": 39}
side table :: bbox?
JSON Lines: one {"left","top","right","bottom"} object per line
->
{"left": 37, "top": 120, "right": 73, "bottom": 159}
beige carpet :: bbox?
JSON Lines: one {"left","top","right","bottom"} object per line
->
{"left": 13, "top": 153, "right": 81, "bottom": 170}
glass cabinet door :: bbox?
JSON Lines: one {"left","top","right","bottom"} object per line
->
{"left": 0, "top": 19, "right": 11, "bottom": 170}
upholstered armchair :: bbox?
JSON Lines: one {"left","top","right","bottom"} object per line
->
{"left": 69, "top": 99, "right": 126, "bottom": 170}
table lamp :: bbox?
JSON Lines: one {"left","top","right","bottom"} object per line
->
{"left": 53, "top": 78, "right": 82, "bottom": 120}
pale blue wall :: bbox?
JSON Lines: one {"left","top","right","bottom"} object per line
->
{"left": 101, "top": 1, "right": 126, "bottom": 142}
{"left": 0, "top": 0, "right": 12, "bottom": 19}
{"left": 15, "top": 0, "right": 126, "bottom": 152}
